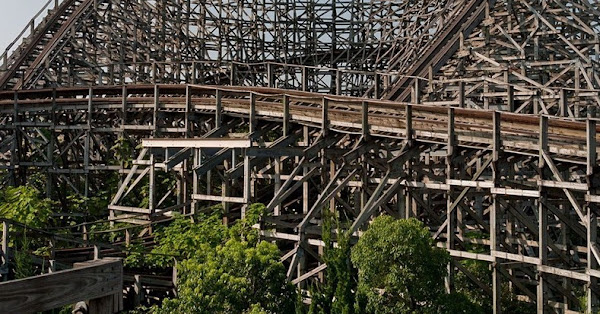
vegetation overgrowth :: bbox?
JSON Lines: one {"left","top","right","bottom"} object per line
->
{"left": 0, "top": 184, "right": 539, "bottom": 313}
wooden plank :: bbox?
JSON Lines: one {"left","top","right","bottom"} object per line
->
{"left": 292, "top": 263, "right": 327, "bottom": 285}
{"left": 143, "top": 138, "right": 251, "bottom": 148}
{"left": 0, "top": 258, "right": 122, "bottom": 314}
{"left": 192, "top": 194, "right": 246, "bottom": 203}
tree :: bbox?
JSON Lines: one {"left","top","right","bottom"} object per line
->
{"left": 351, "top": 216, "right": 478, "bottom": 314}
{"left": 308, "top": 210, "right": 356, "bottom": 314}
{"left": 148, "top": 204, "right": 297, "bottom": 313}
{"left": 157, "top": 239, "right": 295, "bottom": 313}
{"left": 0, "top": 185, "right": 52, "bottom": 228}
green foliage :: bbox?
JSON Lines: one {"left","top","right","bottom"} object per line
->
{"left": 138, "top": 172, "right": 177, "bottom": 209}
{"left": 0, "top": 185, "right": 53, "bottom": 228}
{"left": 149, "top": 211, "right": 229, "bottom": 267}
{"left": 502, "top": 297, "right": 536, "bottom": 314}
{"left": 13, "top": 238, "right": 34, "bottom": 279}
{"left": 245, "top": 304, "right": 269, "bottom": 314}
{"left": 455, "top": 232, "right": 535, "bottom": 313}
{"left": 123, "top": 243, "right": 148, "bottom": 268}
{"left": 110, "top": 136, "right": 134, "bottom": 167}
{"left": 0, "top": 185, "right": 55, "bottom": 280}
{"left": 157, "top": 239, "right": 295, "bottom": 313}
{"left": 144, "top": 204, "right": 296, "bottom": 313}
{"left": 87, "top": 222, "right": 137, "bottom": 243}
{"left": 436, "top": 293, "right": 485, "bottom": 314}
{"left": 351, "top": 216, "right": 457, "bottom": 314}
{"left": 309, "top": 211, "right": 355, "bottom": 314}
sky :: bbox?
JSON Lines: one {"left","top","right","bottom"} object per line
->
{"left": 0, "top": 1, "right": 49, "bottom": 53}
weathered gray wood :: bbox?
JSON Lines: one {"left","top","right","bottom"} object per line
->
{"left": 537, "top": 116, "right": 548, "bottom": 313}
{"left": 1, "top": 221, "right": 7, "bottom": 282}
{"left": 0, "top": 258, "right": 122, "bottom": 314}
{"left": 491, "top": 111, "right": 501, "bottom": 314}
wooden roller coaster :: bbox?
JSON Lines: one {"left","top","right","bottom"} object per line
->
{"left": 0, "top": 0, "right": 600, "bottom": 312}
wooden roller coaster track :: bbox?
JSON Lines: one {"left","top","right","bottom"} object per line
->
{"left": 1, "top": 0, "right": 600, "bottom": 312}
{"left": 0, "top": 83, "right": 598, "bottom": 312}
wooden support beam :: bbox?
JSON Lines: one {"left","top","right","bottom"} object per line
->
{"left": 143, "top": 138, "right": 251, "bottom": 149}
{"left": 249, "top": 92, "right": 257, "bottom": 134}
{"left": 538, "top": 115, "right": 549, "bottom": 313}
{"left": 507, "top": 85, "right": 514, "bottom": 112}
{"left": 292, "top": 263, "right": 327, "bottom": 285}
{"left": 215, "top": 89, "right": 222, "bottom": 128}
{"left": 446, "top": 107, "right": 456, "bottom": 293}
{"left": 560, "top": 89, "right": 568, "bottom": 117}
{"left": 587, "top": 118, "right": 599, "bottom": 313}
{"left": 298, "top": 167, "right": 357, "bottom": 231}
{"left": 362, "top": 101, "right": 369, "bottom": 139}
{"left": 1, "top": 221, "right": 7, "bottom": 282}
{"left": 491, "top": 111, "right": 501, "bottom": 314}
{"left": 283, "top": 95, "right": 290, "bottom": 137}
{"left": 458, "top": 81, "right": 465, "bottom": 108}
{"left": 322, "top": 98, "right": 329, "bottom": 136}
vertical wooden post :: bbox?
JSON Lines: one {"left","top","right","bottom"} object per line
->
{"left": 84, "top": 88, "right": 92, "bottom": 203}
{"left": 374, "top": 73, "right": 381, "bottom": 99}
{"left": 133, "top": 275, "right": 142, "bottom": 307}
{"left": 302, "top": 126, "right": 310, "bottom": 216}
{"left": 491, "top": 111, "right": 501, "bottom": 314}
{"left": 328, "top": 160, "right": 336, "bottom": 212}
{"left": 10, "top": 91, "right": 19, "bottom": 186}
{"left": 507, "top": 85, "right": 514, "bottom": 112}
{"left": 243, "top": 153, "right": 251, "bottom": 218}
{"left": 274, "top": 157, "right": 282, "bottom": 216}
{"left": 283, "top": 95, "right": 290, "bottom": 137}
{"left": 185, "top": 85, "right": 192, "bottom": 138}
{"left": 445, "top": 107, "right": 455, "bottom": 293}
{"left": 458, "top": 81, "right": 465, "bottom": 108}
{"left": 362, "top": 101, "right": 369, "bottom": 140}
{"left": 405, "top": 105, "right": 413, "bottom": 218}
{"left": 267, "top": 63, "right": 275, "bottom": 88}
{"left": 152, "top": 62, "right": 157, "bottom": 84}
{"left": 192, "top": 61, "right": 197, "bottom": 84}
{"left": 153, "top": 85, "right": 159, "bottom": 136}
{"left": 322, "top": 98, "right": 329, "bottom": 136}
{"left": 412, "top": 80, "right": 421, "bottom": 104}
{"left": 149, "top": 152, "right": 156, "bottom": 218}
{"left": 47, "top": 88, "right": 57, "bottom": 198}
{"left": 249, "top": 92, "right": 256, "bottom": 134}
{"left": 537, "top": 115, "right": 548, "bottom": 313}
{"left": 484, "top": 81, "right": 489, "bottom": 109}
{"left": 49, "top": 260, "right": 56, "bottom": 274}
{"left": 1, "top": 221, "right": 8, "bottom": 282}
{"left": 125, "top": 229, "right": 131, "bottom": 246}
{"left": 229, "top": 63, "right": 236, "bottom": 86}
{"left": 83, "top": 224, "right": 89, "bottom": 245}
{"left": 215, "top": 89, "right": 223, "bottom": 128}
{"left": 222, "top": 156, "right": 230, "bottom": 225}
{"left": 94, "top": 245, "right": 100, "bottom": 260}
{"left": 587, "top": 118, "right": 598, "bottom": 313}
{"left": 302, "top": 66, "right": 309, "bottom": 92}
{"left": 172, "top": 259, "right": 178, "bottom": 298}
{"left": 559, "top": 89, "right": 568, "bottom": 117}
{"left": 335, "top": 70, "right": 342, "bottom": 95}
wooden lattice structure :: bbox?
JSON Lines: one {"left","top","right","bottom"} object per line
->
{"left": 1, "top": 0, "right": 600, "bottom": 312}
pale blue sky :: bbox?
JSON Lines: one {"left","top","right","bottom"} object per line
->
{"left": 0, "top": 1, "right": 49, "bottom": 53}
